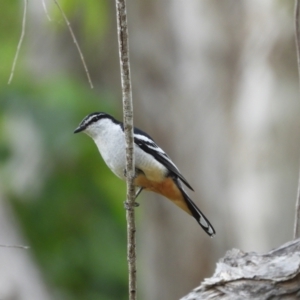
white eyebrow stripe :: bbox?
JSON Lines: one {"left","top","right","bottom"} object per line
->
{"left": 83, "top": 115, "right": 96, "bottom": 125}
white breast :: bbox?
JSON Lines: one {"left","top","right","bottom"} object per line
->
{"left": 85, "top": 119, "right": 168, "bottom": 182}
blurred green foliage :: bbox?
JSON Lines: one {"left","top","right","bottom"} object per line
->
{"left": 0, "top": 1, "right": 130, "bottom": 299}
{"left": 56, "top": 0, "right": 110, "bottom": 41}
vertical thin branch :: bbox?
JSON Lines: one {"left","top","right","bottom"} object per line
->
{"left": 294, "top": 0, "right": 300, "bottom": 239}
{"left": 41, "top": 0, "right": 52, "bottom": 21}
{"left": 8, "top": 0, "right": 27, "bottom": 84}
{"left": 115, "top": 0, "right": 137, "bottom": 299}
{"left": 53, "top": 0, "right": 93, "bottom": 89}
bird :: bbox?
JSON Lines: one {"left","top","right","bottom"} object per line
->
{"left": 74, "top": 112, "right": 215, "bottom": 237}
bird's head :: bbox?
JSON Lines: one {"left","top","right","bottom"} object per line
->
{"left": 74, "top": 112, "right": 117, "bottom": 138}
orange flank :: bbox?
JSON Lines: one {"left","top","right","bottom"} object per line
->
{"left": 134, "top": 175, "right": 192, "bottom": 216}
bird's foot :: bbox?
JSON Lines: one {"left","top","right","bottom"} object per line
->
{"left": 123, "top": 201, "right": 140, "bottom": 210}
{"left": 123, "top": 168, "right": 144, "bottom": 179}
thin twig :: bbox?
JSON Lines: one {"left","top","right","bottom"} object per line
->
{"left": 0, "top": 244, "right": 29, "bottom": 250}
{"left": 41, "top": 0, "right": 52, "bottom": 21}
{"left": 8, "top": 0, "right": 27, "bottom": 84}
{"left": 294, "top": 0, "right": 300, "bottom": 239}
{"left": 115, "top": 0, "right": 137, "bottom": 299}
{"left": 53, "top": 0, "right": 94, "bottom": 88}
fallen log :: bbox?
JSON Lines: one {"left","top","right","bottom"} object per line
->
{"left": 182, "top": 239, "right": 300, "bottom": 300}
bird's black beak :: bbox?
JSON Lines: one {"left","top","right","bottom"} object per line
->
{"left": 74, "top": 126, "right": 85, "bottom": 133}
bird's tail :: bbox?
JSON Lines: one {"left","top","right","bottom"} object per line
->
{"left": 179, "top": 185, "right": 216, "bottom": 237}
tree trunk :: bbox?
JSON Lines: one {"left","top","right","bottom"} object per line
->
{"left": 182, "top": 238, "right": 300, "bottom": 300}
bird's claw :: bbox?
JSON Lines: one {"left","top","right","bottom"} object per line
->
{"left": 124, "top": 201, "right": 140, "bottom": 210}
{"left": 123, "top": 168, "right": 143, "bottom": 179}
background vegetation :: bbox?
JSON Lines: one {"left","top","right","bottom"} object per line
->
{"left": 1, "top": 1, "right": 129, "bottom": 299}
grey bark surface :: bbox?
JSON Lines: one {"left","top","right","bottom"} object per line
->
{"left": 182, "top": 239, "right": 300, "bottom": 300}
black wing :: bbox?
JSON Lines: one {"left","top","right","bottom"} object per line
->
{"left": 133, "top": 128, "right": 194, "bottom": 191}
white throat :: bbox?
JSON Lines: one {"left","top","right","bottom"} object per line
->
{"left": 85, "top": 119, "right": 126, "bottom": 179}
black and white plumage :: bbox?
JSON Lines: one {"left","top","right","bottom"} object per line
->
{"left": 74, "top": 112, "right": 215, "bottom": 237}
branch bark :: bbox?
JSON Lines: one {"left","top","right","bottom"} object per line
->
{"left": 8, "top": 0, "right": 27, "bottom": 84}
{"left": 182, "top": 239, "right": 300, "bottom": 300}
{"left": 294, "top": 0, "right": 300, "bottom": 239}
{"left": 115, "top": 1, "right": 137, "bottom": 299}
